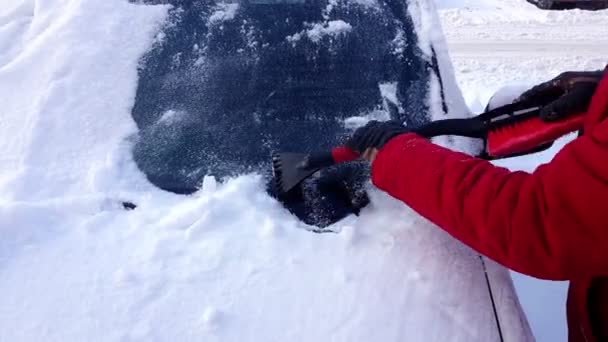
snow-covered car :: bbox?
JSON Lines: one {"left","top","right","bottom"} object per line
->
{"left": 0, "top": 0, "right": 536, "bottom": 341}
{"left": 127, "top": 1, "right": 532, "bottom": 337}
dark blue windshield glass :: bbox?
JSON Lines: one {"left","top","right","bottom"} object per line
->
{"left": 131, "top": 0, "right": 437, "bottom": 227}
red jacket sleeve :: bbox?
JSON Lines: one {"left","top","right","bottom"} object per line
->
{"left": 371, "top": 127, "right": 608, "bottom": 280}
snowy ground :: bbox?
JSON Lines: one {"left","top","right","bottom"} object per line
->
{"left": 0, "top": 0, "right": 606, "bottom": 341}
{"left": 437, "top": 1, "right": 608, "bottom": 340}
{"left": 438, "top": 0, "right": 608, "bottom": 110}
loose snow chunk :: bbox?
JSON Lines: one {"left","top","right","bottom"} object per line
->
{"left": 201, "top": 306, "right": 224, "bottom": 331}
{"left": 258, "top": 219, "right": 281, "bottom": 239}
{"left": 343, "top": 109, "right": 392, "bottom": 129}
{"left": 379, "top": 82, "right": 399, "bottom": 106}
{"left": 286, "top": 32, "right": 303, "bottom": 44}
{"left": 158, "top": 109, "right": 180, "bottom": 123}
{"left": 391, "top": 29, "right": 407, "bottom": 56}
{"left": 379, "top": 82, "right": 405, "bottom": 115}
{"left": 208, "top": 3, "right": 239, "bottom": 25}
{"left": 201, "top": 175, "right": 218, "bottom": 194}
{"left": 340, "top": 225, "right": 358, "bottom": 245}
{"left": 286, "top": 20, "right": 353, "bottom": 44}
{"left": 306, "top": 20, "right": 352, "bottom": 43}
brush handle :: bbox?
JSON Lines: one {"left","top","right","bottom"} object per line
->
{"left": 299, "top": 146, "right": 358, "bottom": 170}
{"left": 331, "top": 146, "right": 359, "bottom": 163}
{"left": 317, "top": 118, "right": 484, "bottom": 167}
{"left": 325, "top": 118, "right": 485, "bottom": 165}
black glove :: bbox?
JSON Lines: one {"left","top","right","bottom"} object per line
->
{"left": 345, "top": 120, "right": 409, "bottom": 154}
{"left": 518, "top": 69, "right": 605, "bottom": 122}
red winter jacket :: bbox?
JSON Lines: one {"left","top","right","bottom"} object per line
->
{"left": 371, "top": 72, "right": 608, "bottom": 342}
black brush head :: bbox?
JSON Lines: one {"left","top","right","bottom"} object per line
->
{"left": 272, "top": 152, "right": 320, "bottom": 194}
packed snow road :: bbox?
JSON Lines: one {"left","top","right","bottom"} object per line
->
{"left": 438, "top": 3, "right": 608, "bottom": 108}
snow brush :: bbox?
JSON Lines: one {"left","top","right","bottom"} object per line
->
{"left": 272, "top": 101, "right": 585, "bottom": 194}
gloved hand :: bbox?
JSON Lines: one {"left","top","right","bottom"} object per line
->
{"left": 518, "top": 69, "right": 605, "bottom": 121}
{"left": 346, "top": 120, "right": 409, "bottom": 162}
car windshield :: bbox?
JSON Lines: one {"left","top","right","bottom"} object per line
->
{"left": 131, "top": 0, "right": 439, "bottom": 226}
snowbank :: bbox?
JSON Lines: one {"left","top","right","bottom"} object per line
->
{"left": 438, "top": 0, "right": 608, "bottom": 111}
{"left": 437, "top": 0, "right": 608, "bottom": 26}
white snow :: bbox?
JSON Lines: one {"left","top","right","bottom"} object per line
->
{"left": 379, "top": 82, "right": 404, "bottom": 113}
{"left": 391, "top": 28, "right": 407, "bottom": 56}
{"left": 1, "top": 0, "right": 606, "bottom": 341}
{"left": 288, "top": 20, "right": 353, "bottom": 44}
{"left": 208, "top": 2, "right": 239, "bottom": 25}
{"left": 308, "top": 20, "right": 353, "bottom": 42}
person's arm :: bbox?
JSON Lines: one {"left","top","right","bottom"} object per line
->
{"left": 371, "top": 129, "right": 608, "bottom": 280}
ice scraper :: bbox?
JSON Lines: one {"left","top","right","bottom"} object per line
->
{"left": 272, "top": 101, "right": 585, "bottom": 194}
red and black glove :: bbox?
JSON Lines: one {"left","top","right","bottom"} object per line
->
{"left": 345, "top": 120, "right": 409, "bottom": 154}
{"left": 518, "top": 69, "right": 605, "bottom": 122}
